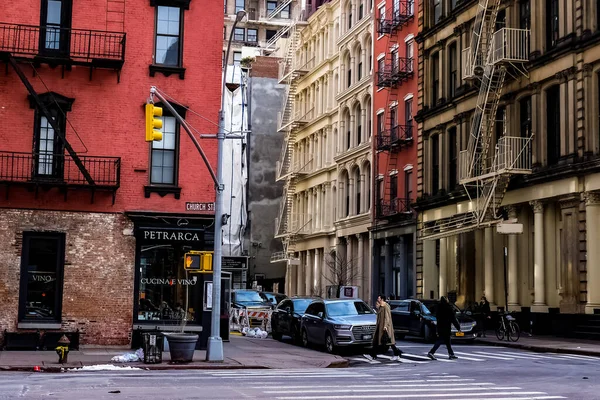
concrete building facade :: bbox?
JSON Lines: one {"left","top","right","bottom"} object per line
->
{"left": 415, "top": 0, "right": 600, "bottom": 335}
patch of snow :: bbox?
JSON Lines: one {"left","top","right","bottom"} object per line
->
{"left": 69, "top": 364, "right": 142, "bottom": 372}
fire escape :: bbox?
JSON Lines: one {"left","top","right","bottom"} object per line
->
{"left": 270, "top": 12, "right": 313, "bottom": 263}
{"left": 0, "top": 22, "right": 125, "bottom": 203}
{"left": 374, "top": 0, "right": 414, "bottom": 222}
{"left": 421, "top": 0, "right": 531, "bottom": 240}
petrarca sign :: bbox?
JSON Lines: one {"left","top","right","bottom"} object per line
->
{"left": 141, "top": 229, "right": 202, "bottom": 242}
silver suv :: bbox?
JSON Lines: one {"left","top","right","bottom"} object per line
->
{"left": 300, "top": 299, "right": 377, "bottom": 354}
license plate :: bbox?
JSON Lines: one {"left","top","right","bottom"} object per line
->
{"left": 455, "top": 332, "right": 464, "bottom": 337}
{"left": 362, "top": 334, "right": 372, "bottom": 340}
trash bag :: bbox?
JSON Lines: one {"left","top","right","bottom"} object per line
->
{"left": 111, "top": 352, "right": 140, "bottom": 363}
{"left": 135, "top": 348, "right": 144, "bottom": 360}
{"left": 247, "top": 329, "right": 256, "bottom": 338}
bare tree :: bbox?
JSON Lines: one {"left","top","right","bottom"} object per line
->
{"left": 321, "top": 250, "right": 362, "bottom": 298}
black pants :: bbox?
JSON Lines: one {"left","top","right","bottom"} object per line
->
{"left": 429, "top": 335, "right": 454, "bottom": 356}
{"left": 370, "top": 344, "right": 402, "bottom": 358}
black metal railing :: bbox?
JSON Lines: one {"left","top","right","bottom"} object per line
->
{"left": 377, "top": 124, "right": 413, "bottom": 150}
{"left": 377, "top": 57, "right": 414, "bottom": 88}
{"left": 0, "top": 23, "right": 126, "bottom": 65}
{"left": 377, "top": 1, "right": 414, "bottom": 34}
{"left": 0, "top": 151, "right": 120, "bottom": 188}
{"left": 377, "top": 198, "right": 413, "bottom": 219}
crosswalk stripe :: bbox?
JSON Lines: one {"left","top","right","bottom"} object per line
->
{"left": 475, "top": 351, "right": 534, "bottom": 360}
{"left": 400, "top": 352, "right": 431, "bottom": 360}
{"left": 463, "top": 351, "right": 515, "bottom": 360}
{"left": 556, "top": 353, "right": 598, "bottom": 360}
{"left": 274, "top": 391, "right": 554, "bottom": 399}
{"left": 267, "top": 386, "right": 523, "bottom": 394}
{"left": 501, "top": 351, "right": 556, "bottom": 359}
{"left": 348, "top": 357, "right": 381, "bottom": 364}
{"left": 257, "top": 383, "right": 494, "bottom": 389}
{"left": 460, "top": 397, "right": 566, "bottom": 400}
{"left": 556, "top": 354, "right": 594, "bottom": 361}
{"left": 447, "top": 354, "right": 486, "bottom": 361}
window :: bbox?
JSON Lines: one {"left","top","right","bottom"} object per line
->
{"left": 431, "top": 52, "right": 440, "bottom": 106}
{"left": 376, "top": 178, "right": 384, "bottom": 213}
{"left": 433, "top": 0, "right": 442, "bottom": 24}
{"left": 405, "top": 170, "right": 413, "bottom": 203}
{"left": 448, "top": 43, "right": 457, "bottom": 98}
{"left": 405, "top": 99, "right": 413, "bottom": 138}
{"left": 519, "top": 96, "right": 532, "bottom": 138}
{"left": 377, "top": 57, "right": 385, "bottom": 83}
{"left": 495, "top": 9, "right": 506, "bottom": 31}
{"left": 378, "top": 5, "right": 386, "bottom": 33}
{"left": 326, "top": 301, "right": 373, "bottom": 316}
{"left": 519, "top": 0, "right": 531, "bottom": 29}
{"left": 223, "top": 26, "right": 226, "bottom": 40}
{"left": 448, "top": 127, "right": 457, "bottom": 189}
{"left": 222, "top": 51, "right": 225, "bottom": 66}
{"left": 247, "top": 28, "right": 258, "bottom": 42}
{"left": 450, "top": 0, "right": 457, "bottom": 10}
{"left": 151, "top": 115, "right": 178, "bottom": 185}
{"left": 224, "top": 0, "right": 227, "bottom": 14}
{"left": 377, "top": 112, "right": 384, "bottom": 136}
{"left": 266, "top": 29, "right": 277, "bottom": 41}
{"left": 391, "top": 48, "right": 399, "bottom": 73}
{"left": 347, "top": 64, "right": 352, "bottom": 88}
{"left": 405, "top": 40, "right": 414, "bottom": 72}
{"left": 431, "top": 135, "right": 440, "bottom": 194}
{"left": 359, "top": 1, "right": 364, "bottom": 19}
{"left": 348, "top": 8, "right": 353, "bottom": 30}
{"left": 234, "top": 27, "right": 245, "bottom": 41}
{"left": 546, "top": 0, "right": 559, "bottom": 49}
{"left": 40, "top": 0, "right": 72, "bottom": 55}
{"left": 280, "top": 4, "right": 291, "bottom": 18}
{"left": 233, "top": 51, "right": 242, "bottom": 65}
{"left": 390, "top": 174, "right": 398, "bottom": 201}
{"left": 390, "top": 106, "right": 398, "bottom": 141}
{"left": 267, "top": 1, "right": 277, "bottom": 15}
{"left": 495, "top": 105, "right": 506, "bottom": 144}
{"left": 546, "top": 85, "right": 561, "bottom": 165}
{"left": 154, "top": 6, "right": 182, "bottom": 66}
{"left": 235, "top": 0, "right": 245, "bottom": 12}
{"left": 19, "top": 232, "right": 65, "bottom": 323}
{"left": 355, "top": 170, "right": 361, "bottom": 214}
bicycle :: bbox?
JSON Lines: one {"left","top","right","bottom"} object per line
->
{"left": 495, "top": 311, "right": 520, "bottom": 342}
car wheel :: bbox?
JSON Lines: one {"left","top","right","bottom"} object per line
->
{"left": 302, "top": 329, "right": 309, "bottom": 348}
{"left": 325, "top": 332, "right": 336, "bottom": 354}
{"left": 272, "top": 331, "right": 282, "bottom": 341}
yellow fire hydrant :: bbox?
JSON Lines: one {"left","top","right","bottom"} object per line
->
{"left": 55, "top": 335, "right": 70, "bottom": 364}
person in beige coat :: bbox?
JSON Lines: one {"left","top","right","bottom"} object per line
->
{"left": 364, "top": 295, "right": 403, "bottom": 361}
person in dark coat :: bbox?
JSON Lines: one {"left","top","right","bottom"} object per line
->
{"left": 479, "top": 296, "right": 491, "bottom": 337}
{"left": 364, "top": 295, "right": 403, "bottom": 361}
{"left": 428, "top": 296, "right": 461, "bottom": 360}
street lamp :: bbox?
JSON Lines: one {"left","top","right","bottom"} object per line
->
{"left": 206, "top": 8, "right": 246, "bottom": 362}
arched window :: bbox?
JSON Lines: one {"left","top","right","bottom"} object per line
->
{"left": 355, "top": 103, "right": 363, "bottom": 145}
{"left": 354, "top": 168, "right": 361, "bottom": 215}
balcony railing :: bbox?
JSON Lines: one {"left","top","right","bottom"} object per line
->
{"left": 376, "top": 58, "right": 413, "bottom": 88}
{"left": 0, "top": 23, "right": 126, "bottom": 68}
{"left": 490, "top": 28, "right": 530, "bottom": 64}
{"left": 377, "top": 124, "right": 413, "bottom": 150}
{"left": 376, "top": 198, "right": 413, "bottom": 219}
{"left": 0, "top": 151, "right": 120, "bottom": 188}
{"left": 496, "top": 136, "right": 532, "bottom": 173}
{"left": 377, "top": 1, "right": 414, "bottom": 34}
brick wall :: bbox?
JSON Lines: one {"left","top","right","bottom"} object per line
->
{"left": 251, "top": 56, "right": 281, "bottom": 79}
{"left": 0, "top": 210, "right": 135, "bottom": 345}
{"left": 0, "top": 0, "right": 223, "bottom": 215}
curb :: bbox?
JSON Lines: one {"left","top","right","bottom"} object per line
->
{"left": 0, "top": 364, "right": 271, "bottom": 373}
{"left": 477, "top": 339, "right": 600, "bottom": 357}
{"left": 326, "top": 359, "right": 349, "bottom": 368}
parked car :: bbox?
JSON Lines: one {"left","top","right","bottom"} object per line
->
{"left": 231, "top": 290, "right": 274, "bottom": 309}
{"left": 271, "top": 296, "right": 319, "bottom": 342}
{"left": 259, "top": 291, "right": 288, "bottom": 306}
{"left": 300, "top": 299, "right": 376, "bottom": 354}
{"left": 388, "top": 299, "right": 477, "bottom": 342}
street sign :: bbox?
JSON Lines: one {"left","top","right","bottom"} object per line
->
{"left": 497, "top": 222, "right": 523, "bottom": 234}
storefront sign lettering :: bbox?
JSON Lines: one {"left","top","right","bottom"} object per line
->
{"left": 143, "top": 230, "right": 201, "bottom": 242}
{"left": 31, "top": 274, "right": 54, "bottom": 283}
{"left": 186, "top": 202, "right": 214, "bottom": 211}
{"left": 140, "top": 278, "right": 198, "bottom": 286}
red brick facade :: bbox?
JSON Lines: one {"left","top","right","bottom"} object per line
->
{"left": 0, "top": 0, "right": 223, "bottom": 346}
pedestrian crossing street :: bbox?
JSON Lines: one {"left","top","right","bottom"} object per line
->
{"left": 207, "top": 369, "right": 567, "bottom": 400}
{"left": 348, "top": 348, "right": 600, "bottom": 366}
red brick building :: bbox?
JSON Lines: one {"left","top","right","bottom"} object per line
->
{"left": 371, "top": 0, "right": 419, "bottom": 299}
{"left": 0, "top": 0, "right": 222, "bottom": 348}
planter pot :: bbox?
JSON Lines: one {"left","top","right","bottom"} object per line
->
{"left": 165, "top": 333, "right": 199, "bottom": 363}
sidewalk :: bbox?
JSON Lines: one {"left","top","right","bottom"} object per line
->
{"left": 477, "top": 331, "right": 600, "bottom": 357}
{"left": 0, "top": 335, "right": 348, "bottom": 372}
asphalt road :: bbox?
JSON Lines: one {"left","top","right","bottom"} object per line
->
{"left": 0, "top": 344, "right": 597, "bottom": 399}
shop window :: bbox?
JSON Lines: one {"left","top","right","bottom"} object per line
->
{"left": 137, "top": 245, "right": 198, "bottom": 323}
{"left": 546, "top": 85, "right": 561, "bottom": 165}
{"left": 18, "top": 232, "right": 66, "bottom": 323}
{"left": 546, "top": 0, "right": 559, "bottom": 49}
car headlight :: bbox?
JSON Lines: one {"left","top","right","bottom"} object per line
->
{"left": 472, "top": 321, "right": 477, "bottom": 327}
{"left": 334, "top": 324, "right": 351, "bottom": 330}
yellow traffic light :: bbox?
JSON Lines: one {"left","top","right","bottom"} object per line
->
{"left": 201, "top": 252, "right": 213, "bottom": 272}
{"left": 184, "top": 251, "right": 214, "bottom": 272}
{"left": 145, "top": 103, "right": 163, "bottom": 142}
